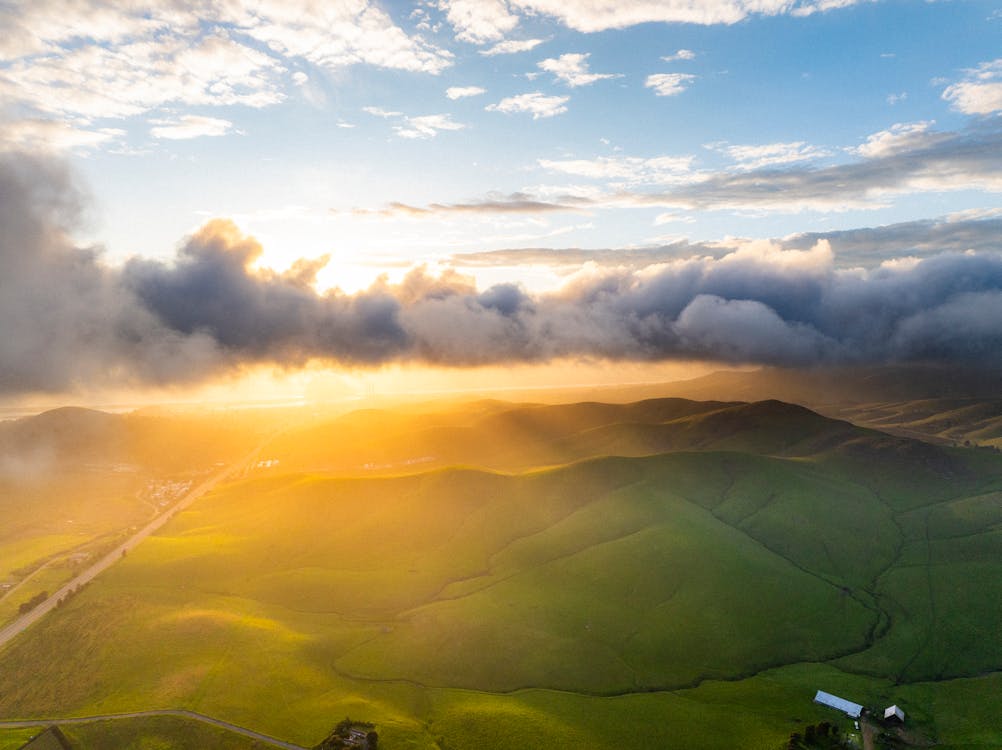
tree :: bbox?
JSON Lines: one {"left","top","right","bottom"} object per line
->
{"left": 805, "top": 724, "right": 816, "bottom": 743}
{"left": 365, "top": 731, "right": 378, "bottom": 749}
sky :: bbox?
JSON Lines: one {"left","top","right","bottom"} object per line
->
{"left": 1, "top": 0, "right": 1001, "bottom": 403}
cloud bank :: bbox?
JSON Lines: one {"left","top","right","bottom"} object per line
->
{"left": 4, "top": 153, "right": 1002, "bottom": 396}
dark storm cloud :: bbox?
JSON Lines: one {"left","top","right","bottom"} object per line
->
{"left": 5, "top": 152, "right": 1002, "bottom": 396}
{"left": 123, "top": 221, "right": 409, "bottom": 364}
{"left": 0, "top": 151, "right": 218, "bottom": 395}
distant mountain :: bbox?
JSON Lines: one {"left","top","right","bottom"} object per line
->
{"left": 593, "top": 365, "right": 1002, "bottom": 406}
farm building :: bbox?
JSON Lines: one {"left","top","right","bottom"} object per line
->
{"left": 814, "top": 690, "right": 864, "bottom": 718}
{"left": 17, "top": 726, "right": 73, "bottom": 750}
{"left": 884, "top": 705, "right": 905, "bottom": 723}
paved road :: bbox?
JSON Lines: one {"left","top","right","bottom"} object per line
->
{"left": 0, "top": 709, "right": 309, "bottom": 749}
{"left": 0, "top": 441, "right": 271, "bottom": 651}
{"left": 0, "top": 559, "right": 55, "bottom": 604}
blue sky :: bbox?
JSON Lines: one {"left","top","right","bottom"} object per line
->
{"left": 3, "top": 0, "right": 999, "bottom": 288}
{"left": 1, "top": 1, "right": 1001, "bottom": 399}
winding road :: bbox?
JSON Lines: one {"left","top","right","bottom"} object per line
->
{"left": 0, "top": 710, "right": 308, "bottom": 749}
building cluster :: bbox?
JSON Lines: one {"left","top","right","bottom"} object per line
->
{"left": 813, "top": 689, "right": 906, "bottom": 725}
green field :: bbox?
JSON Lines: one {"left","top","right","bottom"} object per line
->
{"left": 2, "top": 398, "right": 1002, "bottom": 748}
{"left": 0, "top": 408, "right": 282, "bottom": 627}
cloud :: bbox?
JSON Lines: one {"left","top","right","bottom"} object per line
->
{"left": 661, "top": 49, "right": 696, "bottom": 62}
{"left": 394, "top": 114, "right": 465, "bottom": 139}
{"left": 449, "top": 212, "right": 1002, "bottom": 269}
{"left": 408, "top": 243, "right": 1002, "bottom": 367}
{"left": 645, "top": 73, "right": 696, "bottom": 96}
{"left": 780, "top": 213, "right": 1002, "bottom": 264}
{"left": 228, "top": 1, "right": 452, "bottom": 74}
{"left": 707, "top": 140, "right": 830, "bottom": 170}
{"left": 479, "top": 38, "right": 546, "bottom": 56}
{"left": 506, "top": 0, "right": 869, "bottom": 32}
{"left": 361, "top": 107, "right": 465, "bottom": 138}
{"left": 538, "top": 155, "right": 694, "bottom": 185}
{"left": 8, "top": 151, "right": 1002, "bottom": 396}
{"left": 0, "top": 2, "right": 452, "bottom": 125}
{"left": 360, "top": 123, "right": 1002, "bottom": 217}
{"left": 538, "top": 53, "right": 620, "bottom": 87}
{"left": 599, "top": 123, "right": 1001, "bottom": 213}
{"left": 1, "top": 30, "right": 285, "bottom": 120}
{"left": 354, "top": 193, "right": 583, "bottom": 217}
{"left": 0, "top": 151, "right": 219, "bottom": 394}
{"left": 363, "top": 106, "right": 404, "bottom": 118}
{"left": 123, "top": 220, "right": 409, "bottom": 365}
{"left": 438, "top": 0, "right": 519, "bottom": 43}
{"left": 486, "top": 91, "right": 570, "bottom": 118}
{"left": 434, "top": 0, "right": 874, "bottom": 44}
{"left": 446, "top": 86, "right": 487, "bottom": 99}
{"left": 850, "top": 121, "right": 943, "bottom": 159}
{"left": 150, "top": 115, "right": 234, "bottom": 140}
{"left": 0, "top": 119, "right": 125, "bottom": 152}
{"left": 942, "top": 58, "right": 1002, "bottom": 115}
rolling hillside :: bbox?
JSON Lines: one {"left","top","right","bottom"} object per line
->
{"left": 2, "top": 397, "right": 1002, "bottom": 749}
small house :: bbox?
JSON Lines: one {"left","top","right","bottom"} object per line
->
{"left": 884, "top": 704, "right": 905, "bottom": 723}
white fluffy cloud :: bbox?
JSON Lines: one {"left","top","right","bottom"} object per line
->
{"left": 232, "top": 1, "right": 452, "bottom": 74}
{"left": 645, "top": 73, "right": 696, "bottom": 97}
{"left": 435, "top": 0, "right": 871, "bottom": 45}
{"left": 661, "top": 49, "right": 696, "bottom": 62}
{"left": 1, "top": 31, "right": 285, "bottom": 120}
{"left": 446, "top": 86, "right": 487, "bottom": 99}
{"left": 0, "top": 1, "right": 452, "bottom": 127}
{"left": 511, "top": 0, "right": 866, "bottom": 32}
{"left": 538, "top": 53, "right": 620, "bottom": 87}
{"left": 150, "top": 115, "right": 234, "bottom": 140}
{"left": 438, "top": 0, "right": 519, "bottom": 43}
{"left": 942, "top": 59, "right": 1002, "bottom": 115}
{"left": 486, "top": 91, "right": 569, "bottom": 118}
{"left": 363, "top": 106, "right": 404, "bottom": 118}
{"left": 395, "top": 114, "right": 466, "bottom": 139}
{"left": 479, "top": 38, "right": 546, "bottom": 56}
{"left": 851, "top": 121, "right": 944, "bottom": 159}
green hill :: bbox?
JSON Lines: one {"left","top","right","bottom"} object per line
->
{"left": 3, "top": 397, "right": 1002, "bottom": 749}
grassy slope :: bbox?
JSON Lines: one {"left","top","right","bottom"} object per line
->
{"left": 2, "top": 398, "right": 1002, "bottom": 748}
{"left": 837, "top": 398, "right": 1002, "bottom": 448}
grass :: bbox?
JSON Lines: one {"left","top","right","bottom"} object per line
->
{"left": 3, "top": 397, "right": 1002, "bottom": 748}
{"left": 0, "top": 729, "right": 37, "bottom": 750}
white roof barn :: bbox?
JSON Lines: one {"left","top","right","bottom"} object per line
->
{"left": 884, "top": 705, "right": 905, "bottom": 722}
{"left": 814, "top": 690, "right": 864, "bottom": 718}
